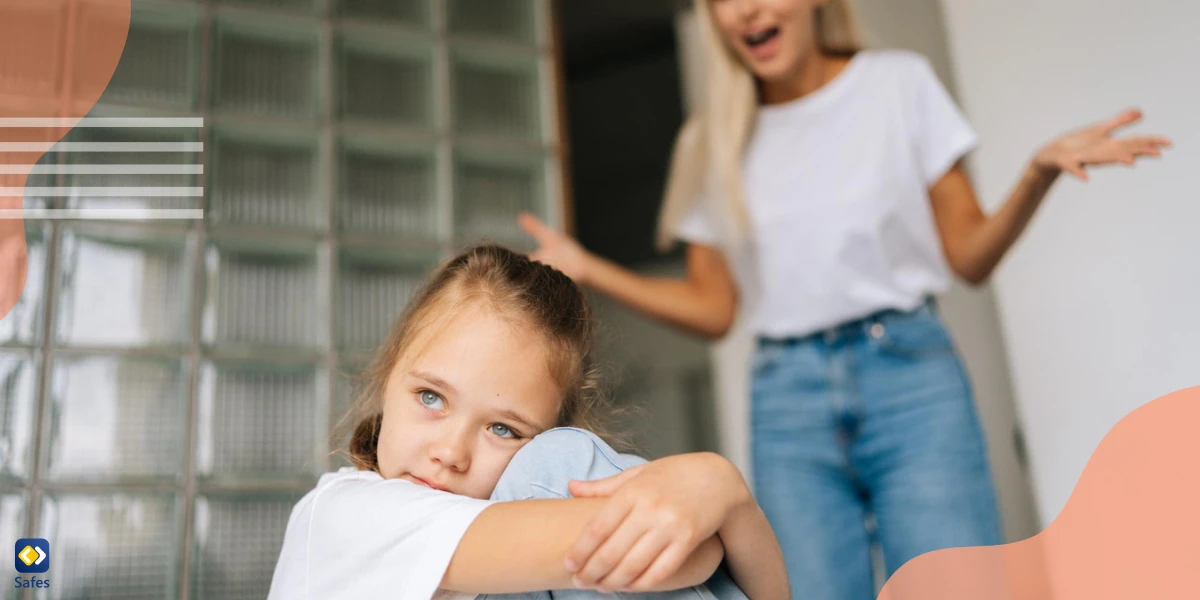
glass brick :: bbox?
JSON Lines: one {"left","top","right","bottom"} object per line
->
{"left": 338, "top": 37, "right": 433, "bottom": 128}
{"left": 202, "top": 240, "right": 323, "bottom": 350}
{"left": 38, "top": 493, "right": 181, "bottom": 599}
{"left": 208, "top": 128, "right": 322, "bottom": 231}
{"left": 44, "top": 354, "right": 187, "bottom": 482}
{"left": 212, "top": 20, "right": 320, "bottom": 118}
{"left": 1, "top": 494, "right": 26, "bottom": 600}
{"left": 336, "top": 0, "right": 430, "bottom": 28}
{"left": 454, "top": 150, "right": 544, "bottom": 245}
{"left": 64, "top": 126, "right": 202, "bottom": 216}
{"left": 336, "top": 139, "right": 436, "bottom": 239}
{"left": 448, "top": 0, "right": 536, "bottom": 44}
{"left": 55, "top": 224, "right": 193, "bottom": 348}
{"left": 0, "top": 224, "right": 47, "bottom": 345}
{"left": 0, "top": 352, "right": 36, "bottom": 483}
{"left": 86, "top": 8, "right": 200, "bottom": 109}
{"left": 196, "top": 360, "right": 324, "bottom": 481}
{"left": 219, "top": 0, "right": 320, "bottom": 13}
{"left": 452, "top": 50, "right": 540, "bottom": 140}
{"left": 191, "top": 493, "right": 301, "bottom": 600}
{"left": 336, "top": 248, "right": 435, "bottom": 352}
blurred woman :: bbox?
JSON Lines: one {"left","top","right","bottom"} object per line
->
{"left": 519, "top": 0, "right": 1170, "bottom": 598}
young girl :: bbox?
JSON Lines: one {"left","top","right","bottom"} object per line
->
{"left": 516, "top": 1, "right": 1171, "bottom": 598}
{"left": 267, "top": 244, "right": 788, "bottom": 599}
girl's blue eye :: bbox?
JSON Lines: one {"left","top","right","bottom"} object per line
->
{"left": 489, "top": 423, "right": 516, "bottom": 439}
{"left": 419, "top": 390, "right": 444, "bottom": 409}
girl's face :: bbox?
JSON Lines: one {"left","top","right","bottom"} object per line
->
{"left": 376, "top": 306, "right": 562, "bottom": 499}
{"left": 708, "top": 0, "right": 824, "bottom": 83}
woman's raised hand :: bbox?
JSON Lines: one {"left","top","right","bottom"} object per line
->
{"left": 517, "top": 212, "right": 593, "bottom": 284}
{"left": 1033, "top": 108, "right": 1172, "bottom": 181}
{"left": 562, "top": 452, "right": 752, "bottom": 593}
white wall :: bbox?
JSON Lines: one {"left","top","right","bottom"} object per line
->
{"left": 940, "top": 0, "right": 1200, "bottom": 526}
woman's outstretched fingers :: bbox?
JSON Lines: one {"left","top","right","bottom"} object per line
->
{"left": 1064, "top": 161, "right": 1089, "bottom": 181}
{"left": 1099, "top": 107, "right": 1143, "bottom": 133}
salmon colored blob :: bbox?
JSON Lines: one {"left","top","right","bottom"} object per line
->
{"left": 880, "top": 386, "right": 1200, "bottom": 599}
{"left": 0, "top": 0, "right": 130, "bottom": 319}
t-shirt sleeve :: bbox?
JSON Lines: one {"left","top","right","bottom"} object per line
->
{"left": 674, "top": 190, "right": 722, "bottom": 246}
{"left": 907, "top": 55, "right": 978, "bottom": 186}
{"left": 290, "top": 473, "right": 492, "bottom": 600}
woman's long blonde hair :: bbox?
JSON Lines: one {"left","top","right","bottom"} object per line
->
{"left": 656, "top": 0, "right": 865, "bottom": 250}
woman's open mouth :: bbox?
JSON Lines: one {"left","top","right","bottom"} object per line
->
{"left": 743, "top": 27, "right": 782, "bottom": 61}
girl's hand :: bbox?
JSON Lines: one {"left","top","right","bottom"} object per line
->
{"left": 563, "top": 452, "right": 751, "bottom": 592}
{"left": 517, "top": 212, "right": 594, "bottom": 284}
{"left": 1033, "top": 108, "right": 1172, "bottom": 181}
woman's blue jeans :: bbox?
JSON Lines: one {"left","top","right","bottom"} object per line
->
{"left": 480, "top": 428, "right": 747, "bottom": 600}
{"left": 751, "top": 298, "right": 1004, "bottom": 599}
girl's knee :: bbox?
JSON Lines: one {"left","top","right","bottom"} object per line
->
{"left": 491, "top": 428, "right": 628, "bottom": 501}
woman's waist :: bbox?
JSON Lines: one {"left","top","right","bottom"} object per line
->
{"left": 755, "top": 295, "right": 940, "bottom": 348}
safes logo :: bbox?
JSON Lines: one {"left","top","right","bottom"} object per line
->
{"left": 13, "top": 538, "right": 50, "bottom": 590}
{"left": 14, "top": 539, "right": 48, "bottom": 574}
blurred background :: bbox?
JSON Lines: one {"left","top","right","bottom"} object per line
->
{"left": 0, "top": 0, "right": 1196, "bottom": 598}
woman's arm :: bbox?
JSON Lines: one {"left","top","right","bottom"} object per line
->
{"left": 519, "top": 213, "right": 738, "bottom": 340}
{"left": 442, "top": 499, "right": 724, "bottom": 594}
{"left": 932, "top": 109, "right": 1171, "bottom": 285}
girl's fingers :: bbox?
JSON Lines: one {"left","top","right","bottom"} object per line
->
{"left": 565, "top": 496, "right": 634, "bottom": 575}
{"left": 573, "top": 515, "right": 653, "bottom": 588}
{"left": 626, "top": 540, "right": 693, "bottom": 592}
{"left": 568, "top": 465, "right": 644, "bottom": 499}
{"left": 594, "top": 527, "right": 673, "bottom": 592}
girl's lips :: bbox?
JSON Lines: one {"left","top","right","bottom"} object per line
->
{"left": 408, "top": 475, "right": 449, "bottom": 492}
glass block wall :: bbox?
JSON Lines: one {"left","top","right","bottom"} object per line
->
{"left": 0, "top": 0, "right": 561, "bottom": 597}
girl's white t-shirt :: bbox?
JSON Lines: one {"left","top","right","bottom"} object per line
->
{"left": 677, "top": 50, "right": 978, "bottom": 338}
{"left": 268, "top": 467, "right": 489, "bottom": 600}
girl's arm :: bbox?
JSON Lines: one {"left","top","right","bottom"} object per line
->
{"left": 519, "top": 213, "right": 738, "bottom": 340}
{"left": 442, "top": 499, "right": 725, "bottom": 594}
{"left": 932, "top": 109, "right": 1171, "bottom": 285}
{"left": 716, "top": 501, "right": 790, "bottom": 600}
{"left": 565, "top": 453, "right": 789, "bottom": 599}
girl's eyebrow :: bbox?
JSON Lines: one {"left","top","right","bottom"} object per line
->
{"left": 499, "top": 409, "right": 544, "bottom": 434}
{"left": 409, "top": 370, "right": 457, "bottom": 396}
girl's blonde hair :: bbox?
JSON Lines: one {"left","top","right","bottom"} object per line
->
{"left": 656, "top": 0, "right": 865, "bottom": 250}
{"left": 337, "top": 244, "right": 613, "bottom": 472}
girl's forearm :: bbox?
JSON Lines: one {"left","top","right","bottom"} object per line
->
{"left": 444, "top": 499, "right": 723, "bottom": 594}
{"left": 718, "top": 502, "right": 790, "bottom": 600}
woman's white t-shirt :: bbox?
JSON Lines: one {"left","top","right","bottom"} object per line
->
{"left": 268, "top": 467, "right": 489, "bottom": 600}
{"left": 676, "top": 50, "right": 978, "bottom": 338}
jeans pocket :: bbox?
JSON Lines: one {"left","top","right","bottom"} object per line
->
{"left": 750, "top": 342, "right": 786, "bottom": 377}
